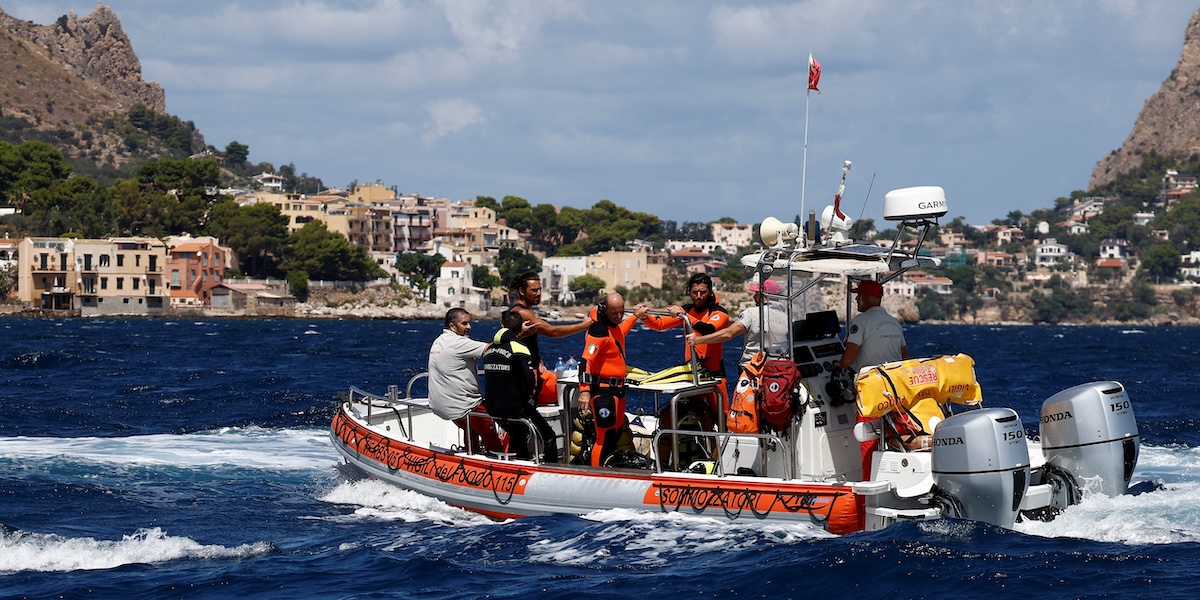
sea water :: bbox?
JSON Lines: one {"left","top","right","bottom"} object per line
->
{"left": 2, "top": 317, "right": 1199, "bottom": 598}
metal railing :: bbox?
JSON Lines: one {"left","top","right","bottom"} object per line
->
{"left": 651, "top": 428, "right": 791, "bottom": 478}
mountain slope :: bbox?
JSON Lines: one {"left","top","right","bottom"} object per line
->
{"left": 1091, "top": 8, "right": 1200, "bottom": 189}
{"left": 0, "top": 4, "right": 201, "bottom": 179}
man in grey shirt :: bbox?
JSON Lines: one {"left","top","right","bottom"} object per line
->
{"left": 428, "top": 308, "right": 507, "bottom": 454}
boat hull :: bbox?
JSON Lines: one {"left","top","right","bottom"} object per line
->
{"left": 330, "top": 406, "right": 865, "bottom": 533}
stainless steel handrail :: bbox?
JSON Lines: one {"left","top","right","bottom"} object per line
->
{"left": 651, "top": 429, "right": 790, "bottom": 479}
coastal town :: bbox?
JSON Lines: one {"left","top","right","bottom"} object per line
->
{"left": 4, "top": 165, "right": 1200, "bottom": 325}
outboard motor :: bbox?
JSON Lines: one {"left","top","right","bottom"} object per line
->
{"left": 930, "top": 408, "right": 1030, "bottom": 527}
{"left": 1039, "top": 381, "right": 1139, "bottom": 497}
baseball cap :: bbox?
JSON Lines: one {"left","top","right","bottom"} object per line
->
{"left": 852, "top": 280, "right": 883, "bottom": 297}
{"left": 747, "top": 279, "right": 781, "bottom": 294}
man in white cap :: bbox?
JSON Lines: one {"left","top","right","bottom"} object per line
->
{"left": 835, "top": 279, "right": 907, "bottom": 372}
{"left": 686, "top": 278, "right": 790, "bottom": 368}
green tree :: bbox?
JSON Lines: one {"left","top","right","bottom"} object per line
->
{"left": 0, "top": 264, "right": 14, "bottom": 299}
{"left": 395, "top": 252, "right": 445, "bottom": 288}
{"left": 224, "top": 141, "right": 250, "bottom": 166}
{"left": 0, "top": 140, "right": 73, "bottom": 213}
{"left": 473, "top": 196, "right": 501, "bottom": 212}
{"left": 495, "top": 246, "right": 540, "bottom": 286}
{"left": 472, "top": 264, "right": 502, "bottom": 290}
{"left": 569, "top": 273, "right": 607, "bottom": 303}
{"left": 716, "top": 267, "right": 747, "bottom": 286}
{"left": 1140, "top": 243, "right": 1181, "bottom": 282}
{"left": 112, "top": 178, "right": 148, "bottom": 236}
{"left": 203, "top": 200, "right": 290, "bottom": 277}
{"left": 282, "top": 220, "right": 385, "bottom": 281}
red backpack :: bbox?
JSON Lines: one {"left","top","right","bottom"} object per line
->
{"left": 728, "top": 352, "right": 767, "bottom": 433}
{"left": 759, "top": 359, "right": 803, "bottom": 431}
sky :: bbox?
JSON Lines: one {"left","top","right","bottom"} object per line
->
{"left": 5, "top": 1, "right": 1198, "bottom": 229}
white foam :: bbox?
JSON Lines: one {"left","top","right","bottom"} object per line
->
{"left": 316, "top": 479, "right": 495, "bottom": 526}
{"left": 1015, "top": 478, "right": 1200, "bottom": 544}
{"left": 0, "top": 526, "right": 273, "bottom": 573}
{"left": 1133, "top": 444, "right": 1200, "bottom": 482}
{"left": 526, "top": 507, "right": 834, "bottom": 566}
{"left": 0, "top": 427, "right": 336, "bottom": 472}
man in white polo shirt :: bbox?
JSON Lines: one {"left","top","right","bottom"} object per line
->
{"left": 835, "top": 279, "right": 907, "bottom": 372}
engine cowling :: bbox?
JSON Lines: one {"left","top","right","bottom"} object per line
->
{"left": 1039, "top": 381, "right": 1139, "bottom": 497}
{"left": 931, "top": 407, "right": 1030, "bottom": 527}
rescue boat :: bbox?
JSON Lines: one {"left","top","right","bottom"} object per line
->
{"left": 329, "top": 184, "right": 1140, "bottom": 533}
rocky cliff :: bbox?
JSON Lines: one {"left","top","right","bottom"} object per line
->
{"left": 1091, "top": 8, "right": 1200, "bottom": 189}
{"left": 0, "top": 3, "right": 163, "bottom": 113}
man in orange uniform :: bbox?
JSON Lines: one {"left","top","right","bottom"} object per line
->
{"left": 641, "top": 273, "right": 732, "bottom": 385}
{"left": 508, "top": 272, "right": 592, "bottom": 406}
{"left": 641, "top": 273, "right": 731, "bottom": 468}
{"left": 578, "top": 291, "right": 649, "bottom": 466}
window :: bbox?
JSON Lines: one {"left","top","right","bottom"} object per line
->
{"left": 116, "top": 278, "right": 124, "bottom": 290}
{"left": 83, "top": 254, "right": 93, "bottom": 271}
{"left": 172, "top": 270, "right": 179, "bottom": 286}
{"left": 99, "top": 255, "right": 110, "bottom": 267}
{"left": 100, "top": 277, "right": 108, "bottom": 290}
{"left": 135, "top": 255, "right": 141, "bottom": 267}
{"left": 117, "top": 255, "right": 124, "bottom": 267}
{"left": 149, "top": 256, "right": 157, "bottom": 271}
{"left": 133, "top": 278, "right": 139, "bottom": 290}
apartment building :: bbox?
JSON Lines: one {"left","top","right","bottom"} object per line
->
{"left": 585, "top": 246, "right": 669, "bottom": 292}
{"left": 166, "top": 237, "right": 227, "bottom": 307}
{"left": 19, "top": 237, "right": 169, "bottom": 315}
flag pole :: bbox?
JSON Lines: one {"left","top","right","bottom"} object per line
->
{"left": 801, "top": 59, "right": 811, "bottom": 247}
{"left": 801, "top": 52, "right": 820, "bottom": 247}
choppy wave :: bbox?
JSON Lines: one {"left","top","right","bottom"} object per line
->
{"left": 0, "top": 427, "right": 335, "bottom": 472}
{"left": 0, "top": 526, "right": 275, "bottom": 573}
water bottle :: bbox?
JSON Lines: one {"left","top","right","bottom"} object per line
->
{"left": 554, "top": 356, "right": 566, "bottom": 377}
{"left": 565, "top": 355, "right": 578, "bottom": 375}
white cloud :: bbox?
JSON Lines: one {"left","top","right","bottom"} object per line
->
{"left": 5, "top": 1, "right": 1200, "bottom": 223}
{"left": 422, "top": 98, "right": 485, "bottom": 144}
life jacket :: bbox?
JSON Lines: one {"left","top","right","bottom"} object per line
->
{"left": 728, "top": 351, "right": 767, "bottom": 434}
{"left": 642, "top": 295, "right": 731, "bottom": 379}
{"left": 759, "top": 358, "right": 803, "bottom": 431}
{"left": 855, "top": 354, "right": 982, "bottom": 419}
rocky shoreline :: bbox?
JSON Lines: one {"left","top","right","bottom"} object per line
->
{"left": 4, "top": 285, "right": 1199, "bottom": 326}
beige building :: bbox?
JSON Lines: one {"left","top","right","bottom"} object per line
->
{"left": 324, "top": 203, "right": 395, "bottom": 254}
{"left": 18, "top": 237, "right": 168, "bottom": 315}
{"left": 710, "top": 222, "right": 754, "bottom": 252}
{"left": 585, "top": 247, "right": 668, "bottom": 291}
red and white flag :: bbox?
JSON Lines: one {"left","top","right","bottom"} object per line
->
{"left": 808, "top": 53, "right": 821, "bottom": 93}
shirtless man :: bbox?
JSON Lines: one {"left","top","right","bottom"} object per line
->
{"left": 507, "top": 272, "right": 593, "bottom": 405}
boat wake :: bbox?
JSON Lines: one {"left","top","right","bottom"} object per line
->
{"left": 317, "top": 479, "right": 495, "bottom": 526}
{"left": 0, "top": 427, "right": 335, "bottom": 473}
{"left": 0, "top": 526, "right": 274, "bottom": 574}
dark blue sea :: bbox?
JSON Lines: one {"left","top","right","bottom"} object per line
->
{"left": 2, "top": 317, "right": 1199, "bottom": 599}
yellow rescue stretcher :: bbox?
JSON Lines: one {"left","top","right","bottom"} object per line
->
{"left": 854, "top": 354, "right": 983, "bottom": 447}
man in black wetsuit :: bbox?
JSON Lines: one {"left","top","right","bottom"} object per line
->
{"left": 483, "top": 309, "right": 559, "bottom": 464}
